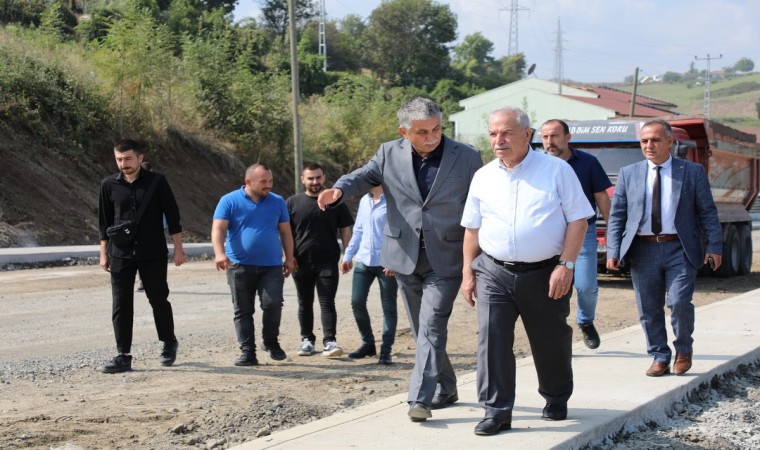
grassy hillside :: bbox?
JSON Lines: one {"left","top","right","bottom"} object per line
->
{"left": 611, "top": 72, "right": 760, "bottom": 131}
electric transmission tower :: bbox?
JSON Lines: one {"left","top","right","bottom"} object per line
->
{"left": 553, "top": 18, "right": 565, "bottom": 94}
{"left": 318, "top": 0, "right": 327, "bottom": 72}
{"left": 505, "top": 0, "right": 528, "bottom": 56}
{"left": 695, "top": 54, "right": 721, "bottom": 119}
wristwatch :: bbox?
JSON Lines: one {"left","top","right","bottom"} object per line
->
{"left": 558, "top": 260, "right": 575, "bottom": 270}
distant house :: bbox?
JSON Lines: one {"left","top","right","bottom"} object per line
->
{"left": 448, "top": 78, "right": 678, "bottom": 147}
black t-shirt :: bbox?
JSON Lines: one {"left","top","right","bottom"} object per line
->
{"left": 98, "top": 169, "right": 182, "bottom": 260}
{"left": 286, "top": 193, "right": 353, "bottom": 265}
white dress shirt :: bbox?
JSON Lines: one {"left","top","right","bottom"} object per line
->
{"left": 640, "top": 157, "right": 676, "bottom": 235}
{"left": 461, "top": 149, "right": 595, "bottom": 262}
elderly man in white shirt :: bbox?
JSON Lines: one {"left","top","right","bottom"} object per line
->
{"left": 461, "top": 106, "right": 594, "bottom": 436}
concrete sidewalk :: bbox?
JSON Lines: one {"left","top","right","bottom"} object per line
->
{"left": 238, "top": 289, "right": 760, "bottom": 450}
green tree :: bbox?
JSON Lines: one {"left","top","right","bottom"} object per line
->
{"left": 257, "top": 0, "right": 316, "bottom": 38}
{"left": 300, "top": 73, "right": 422, "bottom": 169}
{"left": 662, "top": 71, "right": 682, "bottom": 83}
{"left": 299, "top": 16, "right": 366, "bottom": 72}
{"left": 331, "top": 14, "right": 366, "bottom": 71}
{"left": 756, "top": 98, "right": 760, "bottom": 119}
{"left": 496, "top": 53, "right": 526, "bottom": 85}
{"left": 94, "top": 4, "right": 180, "bottom": 131}
{"left": 362, "top": 0, "right": 456, "bottom": 88}
{"left": 166, "top": 0, "right": 202, "bottom": 36}
{"left": 453, "top": 32, "right": 493, "bottom": 67}
{"left": 182, "top": 21, "right": 292, "bottom": 159}
{"left": 734, "top": 57, "right": 755, "bottom": 73}
{"left": 40, "top": 1, "right": 77, "bottom": 41}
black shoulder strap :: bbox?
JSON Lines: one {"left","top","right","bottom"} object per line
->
{"left": 135, "top": 173, "right": 161, "bottom": 223}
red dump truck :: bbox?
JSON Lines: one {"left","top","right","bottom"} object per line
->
{"left": 532, "top": 117, "right": 760, "bottom": 277}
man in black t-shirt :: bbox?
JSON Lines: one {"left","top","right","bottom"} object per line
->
{"left": 287, "top": 163, "right": 353, "bottom": 358}
{"left": 98, "top": 139, "right": 185, "bottom": 374}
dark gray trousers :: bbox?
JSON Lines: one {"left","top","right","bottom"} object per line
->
{"left": 395, "top": 248, "right": 461, "bottom": 405}
{"left": 474, "top": 254, "right": 573, "bottom": 421}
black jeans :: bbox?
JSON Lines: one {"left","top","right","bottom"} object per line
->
{"left": 226, "top": 264, "right": 285, "bottom": 352}
{"left": 292, "top": 261, "right": 339, "bottom": 345}
{"left": 109, "top": 256, "right": 175, "bottom": 354}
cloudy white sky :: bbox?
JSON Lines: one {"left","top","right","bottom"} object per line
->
{"left": 233, "top": 0, "right": 760, "bottom": 83}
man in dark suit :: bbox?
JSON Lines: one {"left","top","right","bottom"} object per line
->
{"left": 318, "top": 97, "right": 483, "bottom": 422}
{"left": 606, "top": 119, "right": 722, "bottom": 377}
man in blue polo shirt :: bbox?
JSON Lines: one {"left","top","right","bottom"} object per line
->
{"left": 541, "top": 119, "right": 612, "bottom": 349}
{"left": 212, "top": 164, "right": 297, "bottom": 366}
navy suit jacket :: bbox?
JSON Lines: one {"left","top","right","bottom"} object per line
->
{"left": 333, "top": 136, "right": 482, "bottom": 277}
{"left": 606, "top": 158, "right": 722, "bottom": 269}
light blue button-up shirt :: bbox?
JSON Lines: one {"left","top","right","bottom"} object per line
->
{"left": 343, "top": 192, "right": 387, "bottom": 267}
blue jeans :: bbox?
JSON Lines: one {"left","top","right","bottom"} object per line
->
{"left": 226, "top": 264, "right": 285, "bottom": 353}
{"left": 574, "top": 223, "right": 599, "bottom": 325}
{"left": 350, "top": 262, "right": 399, "bottom": 354}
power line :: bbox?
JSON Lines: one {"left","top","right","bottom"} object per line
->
{"left": 553, "top": 18, "right": 565, "bottom": 94}
{"left": 502, "top": 0, "right": 528, "bottom": 56}
{"left": 319, "top": 0, "right": 327, "bottom": 72}
{"left": 695, "top": 53, "right": 722, "bottom": 119}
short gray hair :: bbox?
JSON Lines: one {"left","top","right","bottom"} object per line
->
{"left": 488, "top": 106, "right": 531, "bottom": 130}
{"left": 641, "top": 119, "right": 672, "bottom": 137}
{"left": 397, "top": 97, "right": 442, "bottom": 129}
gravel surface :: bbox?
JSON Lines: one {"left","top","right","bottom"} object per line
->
{"left": 601, "top": 361, "right": 760, "bottom": 450}
{"left": 1, "top": 259, "right": 759, "bottom": 449}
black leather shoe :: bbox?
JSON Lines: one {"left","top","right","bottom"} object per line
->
{"left": 265, "top": 343, "right": 287, "bottom": 361}
{"left": 160, "top": 340, "right": 178, "bottom": 366}
{"left": 100, "top": 354, "right": 132, "bottom": 373}
{"left": 542, "top": 402, "right": 568, "bottom": 421}
{"left": 408, "top": 403, "right": 432, "bottom": 422}
{"left": 348, "top": 344, "right": 377, "bottom": 359}
{"left": 474, "top": 417, "right": 511, "bottom": 436}
{"left": 430, "top": 392, "right": 459, "bottom": 410}
{"left": 234, "top": 351, "right": 259, "bottom": 366}
{"left": 579, "top": 322, "right": 600, "bottom": 349}
{"left": 378, "top": 352, "right": 392, "bottom": 365}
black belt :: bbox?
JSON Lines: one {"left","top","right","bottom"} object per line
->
{"left": 636, "top": 234, "right": 678, "bottom": 243}
{"left": 485, "top": 254, "right": 560, "bottom": 272}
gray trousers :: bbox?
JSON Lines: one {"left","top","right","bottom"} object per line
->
{"left": 395, "top": 248, "right": 461, "bottom": 405}
{"left": 474, "top": 254, "right": 573, "bottom": 421}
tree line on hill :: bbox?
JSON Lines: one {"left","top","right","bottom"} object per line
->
{"left": 0, "top": 0, "right": 527, "bottom": 176}
{"left": 625, "top": 57, "right": 755, "bottom": 86}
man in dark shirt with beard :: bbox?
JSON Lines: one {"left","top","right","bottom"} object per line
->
{"left": 287, "top": 163, "right": 353, "bottom": 358}
{"left": 98, "top": 139, "right": 185, "bottom": 373}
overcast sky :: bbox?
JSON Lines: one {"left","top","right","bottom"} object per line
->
{"left": 233, "top": 0, "right": 760, "bottom": 84}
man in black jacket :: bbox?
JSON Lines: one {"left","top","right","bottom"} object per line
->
{"left": 98, "top": 139, "right": 186, "bottom": 373}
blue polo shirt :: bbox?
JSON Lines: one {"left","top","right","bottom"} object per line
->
{"left": 566, "top": 147, "right": 612, "bottom": 224}
{"left": 213, "top": 187, "right": 290, "bottom": 266}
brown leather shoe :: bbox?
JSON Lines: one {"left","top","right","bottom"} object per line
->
{"left": 646, "top": 361, "right": 670, "bottom": 377}
{"left": 672, "top": 352, "right": 693, "bottom": 375}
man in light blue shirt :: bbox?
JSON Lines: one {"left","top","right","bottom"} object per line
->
{"left": 340, "top": 185, "right": 398, "bottom": 365}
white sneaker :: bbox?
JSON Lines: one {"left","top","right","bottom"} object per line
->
{"left": 322, "top": 341, "right": 343, "bottom": 357}
{"left": 298, "top": 338, "right": 315, "bottom": 356}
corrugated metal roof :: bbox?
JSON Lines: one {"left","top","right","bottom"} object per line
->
{"left": 562, "top": 85, "right": 678, "bottom": 118}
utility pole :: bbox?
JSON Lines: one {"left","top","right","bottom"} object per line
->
{"left": 503, "top": 0, "right": 528, "bottom": 56}
{"left": 318, "top": 0, "right": 327, "bottom": 72}
{"left": 695, "top": 53, "right": 722, "bottom": 119}
{"left": 552, "top": 18, "right": 564, "bottom": 94}
{"left": 288, "top": 0, "right": 303, "bottom": 193}
{"left": 629, "top": 67, "right": 640, "bottom": 117}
